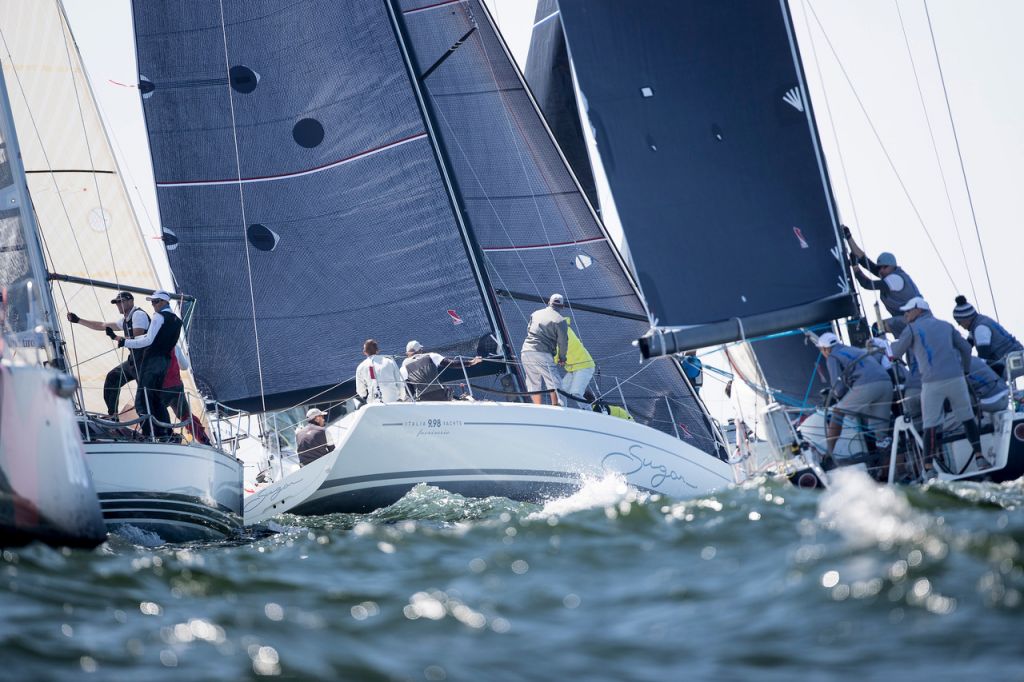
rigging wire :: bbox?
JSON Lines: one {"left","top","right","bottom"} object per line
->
{"left": 803, "top": 0, "right": 958, "bottom": 289}
{"left": 922, "top": 0, "right": 1000, "bottom": 320}
{"left": 217, "top": 0, "right": 268, "bottom": 416}
{"left": 893, "top": 0, "right": 979, "bottom": 305}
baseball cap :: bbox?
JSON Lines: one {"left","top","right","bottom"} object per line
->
{"left": 876, "top": 252, "right": 897, "bottom": 267}
{"left": 406, "top": 340, "right": 423, "bottom": 353}
{"left": 110, "top": 291, "right": 134, "bottom": 304}
{"left": 548, "top": 293, "right": 564, "bottom": 305}
{"left": 816, "top": 332, "right": 840, "bottom": 349}
{"left": 899, "top": 296, "right": 930, "bottom": 312}
{"left": 146, "top": 290, "right": 172, "bottom": 302}
{"left": 306, "top": 407, "right": 327, "bottom": 420}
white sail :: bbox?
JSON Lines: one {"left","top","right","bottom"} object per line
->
{"left": 0, "top": 0, "right": 161, "bottom": 412}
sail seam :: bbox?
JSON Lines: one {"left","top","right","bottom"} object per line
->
{"left": 403, "top": 0, "right": 467, "bottom": 16}
{"left": 155, "top": 132, "right": 427, "bottom": 187}
{"left": 482, "top": 236, "right": 605, "bottom": 252}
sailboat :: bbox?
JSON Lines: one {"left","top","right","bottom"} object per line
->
{"left": 0, "top": 0, "right": 247, "bottom": 542}
{"left": 525, "top": 0, "right": 1024, "bottom": 486}
{"left": 0, "top": 56, "right": 106, "bottom": 548}
{"left": 125, "top": 0, "right": 738, "bottom": 514}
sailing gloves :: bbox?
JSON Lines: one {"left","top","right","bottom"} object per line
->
{"left": 67, "top": 312, "right": 80, "bottom": 323}
{"left": 104, "top": 326, "right": 116, "bottom": 340}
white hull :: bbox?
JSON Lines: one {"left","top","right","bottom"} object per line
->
{"left": 84, "top": 441, "right": 243, "bottom": 543}
{"left": 0, "top": 364, "right": 105, "bottom": 547}
{"left": 287, "top": 401, "right": 735, "bottom": 515}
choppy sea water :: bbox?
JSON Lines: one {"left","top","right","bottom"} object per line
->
{"left": 2, "top": 471, "right": 1023, "bottom": 681}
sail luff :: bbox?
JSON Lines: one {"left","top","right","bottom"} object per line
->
{"left": 0, "top": 63, "right": 65, "bottom": 365}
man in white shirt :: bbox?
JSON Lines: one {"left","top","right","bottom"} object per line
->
{"left": 356, "top": 339, "right": 407, "bottom": 404}
{"left": 67, "top": 291, "right": 150, "bottom": 419}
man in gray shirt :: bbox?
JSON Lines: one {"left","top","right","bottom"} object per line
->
{"left": 890, "top": 297, "right": 988, "bottom": 474}
{"left": 520, "top": 294, "right": 568, "bottom": 406}
{"left": 295, "top": 407, "right": 335, "bottom": 466}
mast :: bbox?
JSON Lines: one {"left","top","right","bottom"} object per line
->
{"left": 385, "top": 0, "right": 522, "bottom": 388}
{"left": 0, "top": 65, "right": 68, "bottom": 370}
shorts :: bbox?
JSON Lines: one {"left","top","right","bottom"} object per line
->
{"left": 921, "top": 376, "right": 973, "bottom": 428}
{"left": 835, "top": 380, "right": 891, "bottom": 437}
{"left": 521, "top": 351, "right": 561, "bottom": 392}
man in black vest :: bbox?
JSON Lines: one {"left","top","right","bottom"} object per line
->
{"left": 112, "top": 290, "right": 182, "bottom": 438}
{"left": 67, "top": 291, "right": 150, "bottom": 419}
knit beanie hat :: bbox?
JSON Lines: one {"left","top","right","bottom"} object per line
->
{"left": 952, "top": 295, "right": 976, "bottom": 321}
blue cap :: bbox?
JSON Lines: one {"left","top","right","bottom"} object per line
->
{"left": 876, "top": 252, "right": 897, "bottom": 267}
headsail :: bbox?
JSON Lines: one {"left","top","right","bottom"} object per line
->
{"left": 132, "top": 1, "right": 499, "bottom": 412}
{"left": 0, "top": 0, "right": 162, "bottom": 410}
{"left": 541, "top": 0, "right": 858, "bottom": 357}
{"left": 395, "top": 0, "right": 723, "bottom": 455}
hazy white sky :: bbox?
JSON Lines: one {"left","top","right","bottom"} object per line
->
{"left": 61, "top": 0, "right": 1022, "bottom": 420}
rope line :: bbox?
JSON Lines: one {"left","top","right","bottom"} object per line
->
{"left": 217, "top": 0, "right": 268, "bottom": 416}
{"left": 922, "top": 0, "right": 999, "bottom": 320}
{"left": 894, "top": 0, "right": 978, "bottom": 305}
{"left": 804, "top": 1, "right": 957, "bottom": 289}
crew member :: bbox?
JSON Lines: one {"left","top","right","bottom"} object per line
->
{"left": 844, "top": 229, "right": 922, "bottom": 337}
{"left": 111, "top": 290, "right": 182, "bottom": 437}
{"left": 356, "top": 339, "right": 407, "bottom": 404}
{"left": 952, "top": 295, "right": 1022, "bottom": 375}
{"left": 401, "top": 340, "right": 481, "bottom": 401}
{"left": 681, "top": 350, "right": 704, "bottom": 395}
{"left": 67, "top": 291, "right": 149, "bottom": 419}
{"left": 890, "top": 297, "right": 988, "bottom": 473}
{"left": 966, "top": 356, "right": 1010, "bottom": 415}
{"left": 559, "top": 319, "right": 595, "bottom": 403}
{"left": 520, "top": 293, "right": 568, "bottom": 406}
{"left": 295, "top": 407, "right": 335, "bottom": 466}
{"left": 817, "top": 331, "right": 892, "bottom": 461}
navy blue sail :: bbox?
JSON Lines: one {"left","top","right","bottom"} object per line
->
{"left": 523, "top": 0, "right": 598, "bottom": 213}
{"left": 541, "top": 0, "right": 857, "bottom": 358}
{"left": 132, "top": 1, "right": 500, "bottom": 411}
{"left": 395, "top": 0, "right": 723, "bottom": 456}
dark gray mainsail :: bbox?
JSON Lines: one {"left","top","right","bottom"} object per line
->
{"left": 395, "top": 0, "right": 723, "bottom": 455}
{"left": 132, "top": 1, "right": 500, "bottom": 412}
{"left": 537, "top": 0, "right": 858, "bottom": 358}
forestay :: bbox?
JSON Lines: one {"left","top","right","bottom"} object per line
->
{"left": 0, "top": 0, "right": 162, "bottom": 411}
{"left": 396, "top": 0, "right": 723, "bottom": 456}
{"left": 132, "top": 1, "right": 497, "bottom": 412}
{"left": 547, "top": 0, "right": 857, "bottom": 356}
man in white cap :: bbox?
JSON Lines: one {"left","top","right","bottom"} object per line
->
{"left": 520, "top": 294, "right": 568, "bottom": 405}
{"left": 295, "top": 407, "right": 335, "bottom": 466}
{"left": 890, "top": 297, "right": 988, "bottom": 473}
{"left": 817, "top": 330, "right": 893, "bottom": 463}
{"left": 67, "top": 290, "right": 150, "bottom": 419}
{"left": 952, "top": 295, "right": 1022, "bottom": 375}
{"left": 109, "top": 290, "right": 182, "bottom": 437}
{"left": 355, "top": 339, "right": 407, "bottom": 404}
{"left": 400, "top": 340, "right": 481, "bottom": 401}
{"left": 845, "top": 230, "right": 922, "bottom": 337}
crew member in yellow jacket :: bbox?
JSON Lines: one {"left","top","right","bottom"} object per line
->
{"left": 556, "top": 319, "right": 595, "bottom": 403}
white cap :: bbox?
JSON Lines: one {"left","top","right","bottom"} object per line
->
{"left": 548, "top": 293, "right": 564, "bottom": 305}
{"left": 899, "top": 296, "right": 930, "bottom": 312}
{"left": 306, "top": 407, "right": 327, "bottom": 420}
{"left": 406, "top": 340, "right": 423, "bottom": 353}
{"left": 816, "top": 332, "right": 840, "bottom": 349}
{"left": 146, "top": 289, "right": 172, "bottom": 302}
